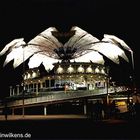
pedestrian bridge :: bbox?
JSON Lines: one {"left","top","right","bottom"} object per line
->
{"left": 2, "top": 86, "right": 129, "bottom": 109}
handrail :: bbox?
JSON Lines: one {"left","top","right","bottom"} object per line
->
{"left": 5, "top": 86, "right": 129, "bottom": 108}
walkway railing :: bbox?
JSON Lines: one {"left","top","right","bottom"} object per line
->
{"left": 6, "top": 86, "right": 129, "bottom": 108}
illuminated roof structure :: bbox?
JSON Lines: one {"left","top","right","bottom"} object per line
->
{"left": 0, "top": 26, "right": 132, "bottom": 71}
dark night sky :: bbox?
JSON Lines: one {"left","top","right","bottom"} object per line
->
{"left": 0, "top": 0, "right": 139, "bottom": 98}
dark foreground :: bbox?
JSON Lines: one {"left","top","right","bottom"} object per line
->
{"left": 0, "top": 117, "right": 140, "bottom": 140}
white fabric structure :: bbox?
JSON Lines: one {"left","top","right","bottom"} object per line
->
{"left": 0, "top": 38, "right": 26, "bottom": 56}
{"left": 0, "top": 38, "right": 26, "bottom": 68}
{"left": 102, "top": 34, "right": 132, "bottom": 52}
{"left": 28, "top": 27, "right": 63, "bottom": 59}
{"left": 90, "top": 42, "right": 129, "bottom": 64}
{"left": 28, "top": 54, "right": 59, "bottom": 71}
{"left": 0, "top": 26, "right": 132, "bottom": 70}
{"left": 71, "top": 51, "right": 104, "bottom": 64}
{"left": 64, "top": 26, "right": 100, "bottom": 58}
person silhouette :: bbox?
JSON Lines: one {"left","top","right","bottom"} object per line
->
{"left": 93, "top": 100, "right": 103, "bottom": 120}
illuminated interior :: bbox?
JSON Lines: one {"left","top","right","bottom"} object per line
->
{"left": 21, "top": 62, "right": 108, "bottom": 93}
{"left": 0, "top": 26, "right": 132, "bottom": 94}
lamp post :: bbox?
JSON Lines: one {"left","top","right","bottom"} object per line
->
{"left": 130, "top": 50, "right": 134, "bottom": 70}
{"left": 129, "top": 50, "right": 136, "bottom": 101}
{"left": 106, "top": 66, "right": 110, "bottom": 105}
{"left": 130, "top": 50, "right": 135, "bottom": 90}
{"left": 22, "top": 44, "right": 26, "bottom": 117}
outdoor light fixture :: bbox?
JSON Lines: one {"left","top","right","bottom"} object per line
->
{"left": 77, "top": 65, "right": 84, "bottom": 73}
{"left": 86, "top": 65, "right": 93, "bottom": 73}
{"left": 57, "top": 65, "right": 63, "bottom": 74}
{"left": 67, "top": 65, "right": 74, "bottom": 73}
{"left": 95, "top": 67, "right": 100, "bottom": 73}
{"left": 27, "top": 73, "right": 31, "bottom": 79}
{"left": 101, "top": 69, "right": 105, "bottom": 74}
{"left": 23, "top": 74, "right": 27, "bottom": 80}
{"left": 32, "top": 72, "right": 37, "bottom": 78}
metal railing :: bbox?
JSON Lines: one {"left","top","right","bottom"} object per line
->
{"left": 6, "top": 86, "right": 129, "bottom": 108}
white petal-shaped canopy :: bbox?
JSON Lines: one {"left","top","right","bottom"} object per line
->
{"left": 72, "top": 51, "right": 104, "bottom": 64}
{"left": 64, "top": 26, "right": 88, "bottom": 48}
{"left": 64, "top": 26, "right": 99, "bottom": 48}
{"left": 102, "top": 34, "right": 132, "bottom": 52}
{"left": 91, "top": 42, "right": 129, "bottom": 64}
{"left": 0, "top": 38, "right": 26, "bottom": 68}
{"left": 28, "top": 53, "right": 59, "bottom": 71}
{"left": 0, "top": 38, "right": 26, "bottom": 56}
{"left": 0, "top": 26, "right": 132, "bottom": 71}
{"left": 28, "top": 27, "right": 63, "bottom": 59}
{"left": 4, "top": 46, "right": 24, "bottom": 68}
{"left": 64, "top": 26, "right": 99, "bottom": 58}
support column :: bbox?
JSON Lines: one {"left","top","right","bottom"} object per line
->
{"left": 27, "top": 84, "right": 30, "bottom": 92}
{"left": 84, "top": 104, "right": 87, "bottom": 115}
{"left": 33, "top": 83, "right": 35, "bottom": 92}
{"left": 13, "top": 88, "right": 15, "bottom": 96}
{"left": 49, "top": 79, "right": 51, "bottom": 90}
{"left": 36, "top": 84, "right": 38, "bottom": 95}
{"left": 10, "top": 86, "right": 12, "bottom": 96}
{"left": 12, "top": 108, "right": 14, "bottom": 115}
{"left": 16, "top": 85, "right": 20, "bottom": 95}
{"left": 40, "top": 82, "right": 43, "bottom": 88}
{"left": 106, "top": 78, "right": 109, "bottom": 105}
{"left": 106, "top": 68, "right": 110, "bottom": 105}
{"left": 44, "top": 106, "right": 47, "bottom": 115}
{"left": 107, "top": 94, "right": 109, "bottom": 105}
{"left": 22, "top": 108, "right": 25, "bottom": 116}
{"left": 22, "top": 89, "right": 25, "bottom": 117}
{"left": 83, "top": 100, "right": 87, "bottom": 115}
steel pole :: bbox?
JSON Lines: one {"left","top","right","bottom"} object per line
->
{"left": 22, "top": 45, "right": 26, "bottom": 117}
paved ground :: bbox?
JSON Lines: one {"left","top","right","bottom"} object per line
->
{"left": 0, "top": 114, "right": 87, "bottom": 121}
{"left": 0, "top": 115, "right": 139, "bottom": 139}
